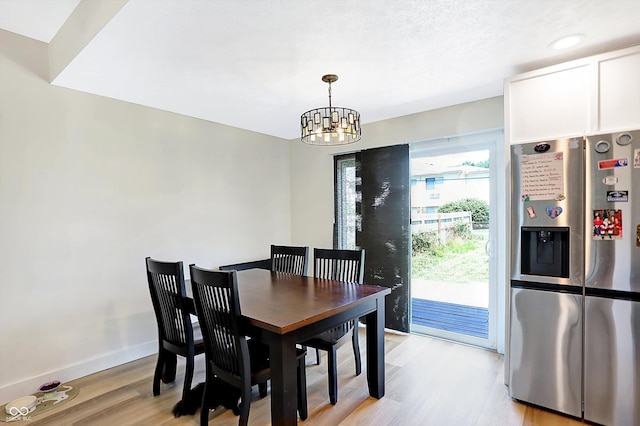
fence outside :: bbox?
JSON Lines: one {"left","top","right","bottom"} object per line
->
{"left": 411, "top": 211, "right": 472, "bottom": 241}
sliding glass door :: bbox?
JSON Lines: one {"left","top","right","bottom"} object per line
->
{"left": 334, "top": 131, "right": 500, "bottom": 347}
{"left": 410, "top": 133, "right": 498, "bottom": 349}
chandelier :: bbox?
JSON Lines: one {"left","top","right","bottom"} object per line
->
{"left": 300, "top": 74, "right": 361, "bottom": 145}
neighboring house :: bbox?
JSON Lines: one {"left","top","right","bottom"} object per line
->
{"left": 410, "top": 163, "right": 489, "bottom": 223}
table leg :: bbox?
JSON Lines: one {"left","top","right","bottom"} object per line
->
{"left": 268, "top": 332, "right": 299, "bottom": 425}
{"left": 366, "top": 297, "right": 385, "bottom": 398}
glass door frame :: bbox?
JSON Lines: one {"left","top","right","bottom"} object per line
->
{"left": 409, "top": 130, "right": 502, "bottom": 350}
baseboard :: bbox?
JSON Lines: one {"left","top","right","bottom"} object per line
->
{"left": 0, "top": 340, "right": 157, "bottom": 405}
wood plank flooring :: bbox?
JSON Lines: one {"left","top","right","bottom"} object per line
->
{"left": 23, "top": 331, "right": 585, "bottom": 425}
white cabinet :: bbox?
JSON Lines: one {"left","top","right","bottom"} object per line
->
{"left": 507, "top": 63, "right": 591, "bottom": 143}
{"left": 506, "top": 45, "right": 640, "bottom": 144}
{"left": 598, "top": 48, "right": 640, "bottom": 132}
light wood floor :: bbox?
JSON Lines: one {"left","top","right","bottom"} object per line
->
{"left": 24, "top": 331, "right": 585, "bottom": 425}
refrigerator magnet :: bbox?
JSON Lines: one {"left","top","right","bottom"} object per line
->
{"left": 593, "top": 210, "right": 622, "bottom": 240}
{"left": 526, "top": 206, "right": 536, "bottom": 218}
{"left": 634, "top": 149, "right": 640, "bottom": 168}
{"left": 636, "top": 224, "right": 640, "bottom": 247}
{"left": 546, "top": 206, "right": 562, "bottom": 219}
{"left": 598, "top": 158, "right": 628, "bottom": 170}
{"left": 606, "top": 190, "right": 628, "bottom": 202}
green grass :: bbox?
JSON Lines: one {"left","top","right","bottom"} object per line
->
{"left": 412, "top": 231, "right": 489, "bottom": 283}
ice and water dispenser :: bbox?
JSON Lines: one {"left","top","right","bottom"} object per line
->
{"left": 520, "top": 227, "right": 570, "bottom": 278}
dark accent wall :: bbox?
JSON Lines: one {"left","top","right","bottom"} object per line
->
{"left": 356, "top": 145, "right": 411, "bottom": 332}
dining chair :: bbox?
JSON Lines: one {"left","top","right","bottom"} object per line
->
{"left": 145, "top": 257, "right": 205, "bottom": 405}
{"left": 189, "top": 265, "right": 308, "bottom": 425}
{"left": 301, "top": 248, "right": 365, "bottom": 405}
{"left": 270, "top": 244, "right": 309, "bottom": 275}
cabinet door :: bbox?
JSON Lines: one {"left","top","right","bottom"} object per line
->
{"left": 598, "top": 49, "right": 640, "bottom": 132}
{"left": 507, "top": 64, "right": 591, "bottom": 144}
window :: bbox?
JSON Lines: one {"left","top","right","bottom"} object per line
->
{"left": 425, "top": 177, "right": 444, "bottom": 189}
{"left": 334, "top": 155, "right": 357, "bottom": 249}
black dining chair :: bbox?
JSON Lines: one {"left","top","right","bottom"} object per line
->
{"left": 270, "top": 244, "right": 309, "bottom": 275}
{"left": 189, "top": 264, "right": 308, "bottom": 425}
{"left": 301, "top": 248, "right": 365, "bottom": 405}
{"left": 145, "top": 257, "right": 205, "bottom": 405}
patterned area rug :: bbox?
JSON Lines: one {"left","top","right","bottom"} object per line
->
{"left": 1, "top": 385, "right": 79, "bottom": 423}
{"left": 412, "top": 298, "right": 489, "bottom": 338}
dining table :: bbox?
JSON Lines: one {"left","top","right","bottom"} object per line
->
{"left": 186, "top": 268, "right": 391, "bottom": 425}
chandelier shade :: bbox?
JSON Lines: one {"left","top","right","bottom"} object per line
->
{"left": 300, "top": 74, "right": 361, "bottom": 145}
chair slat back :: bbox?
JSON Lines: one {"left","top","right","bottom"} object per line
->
{"left": 146, "top": 257, "right": 192, "bottom": 347}
{"left": 189, "top": 265, "right": 248, "bottom": 382}
{"left": 270, "top": 245, "right": 309, "bottom": 275}
{"left": 314, "top": 248, "right": 365, "bottom": 284}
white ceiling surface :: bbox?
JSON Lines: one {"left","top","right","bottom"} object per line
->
{"left": 2, "top": 1, "right": 640, "bottom": 140}
{"left": 0, "top": 0, "right": 80, "bottom": 43}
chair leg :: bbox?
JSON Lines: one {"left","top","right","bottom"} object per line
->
{"left": 152, "top": 349, "right": 164, "bottom": 396}
{"left": 297, "top": 357, "right": 308, "bottom": 420}
{"left": 328, "top": 347, "right": 338, "bottom": 405}
{"left": 239, "top": 383, "right": 252, "bottom": 426}
{"left": 181, "top": 353, "right": 195, "bottom": 406}
{"left": 162, "top": 352, "right": 177, "bottom": 383}
{"left": 258, "top": 382, "right": 267, "bottom": 398}
{"left": 352, "top": 322, "right": 362, "bottom": 376}
{"left": 200, "top": 375, "right": 213, "bottom": 426}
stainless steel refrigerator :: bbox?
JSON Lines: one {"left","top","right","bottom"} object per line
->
{"left": 508, "top": 130, "right": 640, "bottom": 425}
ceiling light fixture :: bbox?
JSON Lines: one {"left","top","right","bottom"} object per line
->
{"left": 550, "top": 34, "right": 585, "bottom": 50}
{"left": 301, "top": 74, "right": 361, "bottom": 146}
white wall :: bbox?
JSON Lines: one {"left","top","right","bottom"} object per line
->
{"left": 0, "top": 31, "right": 292, "bottom": 403}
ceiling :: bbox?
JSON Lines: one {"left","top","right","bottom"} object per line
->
{"left": 2, "top": 0, "right": 640, "bottom": 140}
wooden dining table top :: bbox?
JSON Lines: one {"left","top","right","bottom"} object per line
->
{"left": 206, "top": 268, "right": 390, "bottom": 335}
